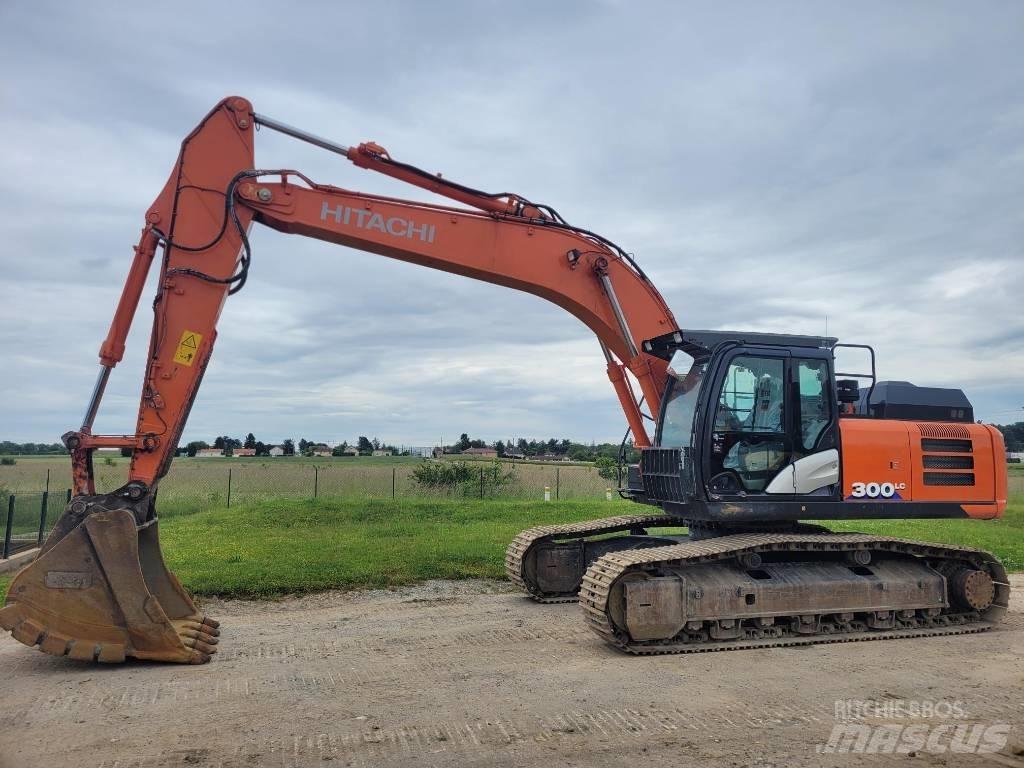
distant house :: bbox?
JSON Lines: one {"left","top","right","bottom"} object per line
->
{"left": 268, "top": 446, "right": 284, "bottom": 457}
{"left": 535, "top": 453, "right": 571, "bottom": 462}
{"left": 196, "top": 448, "right": 223, "bottom": 458}
{"left": 341, "top": 446, "right": 360, "bottom": 456}
{"left": 310, "top": 444, "right": 332, "bottom": 457}
{"left": 371, "top": 449, "right": 394, "bottom": 457}
{"left": 503, "top": 449, "right": 526, "bottom": 460}
{"left": 462, "top": 447, "right": 497, "bottom": 458}
{"left": 233, "top": 448, "right": 256, "bottom": 457}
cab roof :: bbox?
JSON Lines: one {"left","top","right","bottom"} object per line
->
{"left": 642, "top": 329, "right": 838, "bottom": 360}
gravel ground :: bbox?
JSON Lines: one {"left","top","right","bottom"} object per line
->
{"left": 1, "top": 577, "right": 1022, "bottom": 768}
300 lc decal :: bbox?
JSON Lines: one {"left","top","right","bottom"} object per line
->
{"left": 848, "top": 481, "right": 906, "bottom": 500}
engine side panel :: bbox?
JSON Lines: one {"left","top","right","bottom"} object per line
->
{"left": 839, "top": 419, "right": 1004, "bottom": 519}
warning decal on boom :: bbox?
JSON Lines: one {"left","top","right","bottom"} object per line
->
{"left": 173, "top": 330, "right": 202, "bottom": 366}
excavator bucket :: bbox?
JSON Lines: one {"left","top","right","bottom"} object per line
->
{"left": 1, "top": 498, "right": 219, "bottom": 663}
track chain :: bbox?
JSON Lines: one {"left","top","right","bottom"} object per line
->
{"left": 579, "top": 533, "right": 1010, "bottom": 654}
{"left": 504, "top": 514, "right": 677, "bottom": 602}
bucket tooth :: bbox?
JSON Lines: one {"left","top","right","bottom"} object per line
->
{"left": 3, "top": 501, "right": 218, "bottom": 664}
{"left": 67, "top": 640, "right": 100, "bottom": 662}
{"left": 97, "top": 643, "right": 127, "bottom": 663}
{"left": 11, "top": 618, "right": 45, "bottom": 648}
{"left": 38, "top": 631, "right": 73, "bottom": 657}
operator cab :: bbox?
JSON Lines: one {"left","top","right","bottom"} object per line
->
{"left": 634, "top": 329, "right": 978, "bottom": 522}
{"left": 632, "top": 331, "right": 848, "bottom": 519}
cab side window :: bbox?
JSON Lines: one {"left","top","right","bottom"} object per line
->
{"left": 709, "top": 356, "right": 788, "bottom": 493}
{"left": 797, "top": 359, "right": 830, "bottom": 451}
{"left": 714, "top": 356, "right": 785, "bottom": 434}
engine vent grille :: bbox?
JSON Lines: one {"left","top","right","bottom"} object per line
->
{"left": 917, "top": 423, "right": 971, "bottom": 439}
{"left": 923, "top": 472, "right": 975, "bottom": 486}
{"left": 923, "top": 455, "right": 974, "bottom": 470}
{"left": 921, "top": 438, "right": 973, "bottom": 453}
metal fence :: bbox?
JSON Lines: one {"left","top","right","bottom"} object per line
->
{"left": 85, "top": 460, "right": 617, "bottom": 509}
{"left": 2, "top": 490, "right": 68, "bottom": 559}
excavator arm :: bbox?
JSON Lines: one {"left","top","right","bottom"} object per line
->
{"left": 71, "top": 96, "right": 677, "bottom": 494}
{"left": 1, "top": 96, "right": 679, "bottom": 664}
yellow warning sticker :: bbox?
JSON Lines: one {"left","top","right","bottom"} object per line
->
{"left": 173, "top": 330, "right": 202, "bottom": 366}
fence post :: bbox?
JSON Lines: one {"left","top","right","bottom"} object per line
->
{"left": 37, "top": 491, "right": 49, "bottom": 546}
{"left": 3, "top": 495, "right": 14, "bottom": 559}
{"left": 392, "top": 467, "right": 397, "bottom": 499}
{"left": 314, "top": 466, "right": 319, "bottom": 498}
{"left": 479, "top": 466, "right": 484, "bottom": 499}
{"left": 556, "top": 467, "right": 560, "bottom": 500}
{"left": 45, "top": 468, "right": 50, "bottom": 496}
{"left": 226, "top": 468, "right": 232, "bottom": 508}
{"left": 65, "top": 488, "right": 72, "bottom": 504}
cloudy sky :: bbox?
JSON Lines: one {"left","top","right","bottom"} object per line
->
{"left": 1, "top": 1, "right": 1022, "bottom": 448}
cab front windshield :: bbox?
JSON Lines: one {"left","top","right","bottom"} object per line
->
{"left": 657, "top": 351, "right": 707, "bottom": 448}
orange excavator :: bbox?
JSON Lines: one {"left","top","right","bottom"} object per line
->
{"left": 1, "top": 97, "right": 1009, "bottom": 663}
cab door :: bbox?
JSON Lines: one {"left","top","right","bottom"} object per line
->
{"left": 702, "top": 349, "right": 793, "bottom": 496}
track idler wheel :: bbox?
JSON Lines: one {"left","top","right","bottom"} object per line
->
{"left": 1, "top": 498, "right": 219, "bottom": 664}
{"left": 946, "top": 566, "right": 995, "bottom": 613}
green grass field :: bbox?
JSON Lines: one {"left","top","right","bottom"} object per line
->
{"left": 4, "top": 496, "right": 1020, "bottom": 603}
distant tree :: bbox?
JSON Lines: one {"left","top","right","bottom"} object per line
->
{"left": 595, "top": 456, "right": 618, "bottom": 481}
{"left": 244, "top": 432, "right": 257, "bottom": 450}
{"left": 185, "top": 440, "right": 210, "bottom": 457}
{"left": 457, "top": 433, "right": 471, "bottom": 451}
{"left": 120, "top": 447, "right": 133, "bottom": 457}
{"left": 996, "top": 422, "right": 1024, "bottom": 452}
{"left": 254, "top": 441, "right": 268, "bottom": 456}
{"left": 357, "top": 436, "right": 373, "bottom": 454}
{"left": 372, "top": 437, "right": 381, "bottom": 451}
{"left": 282, "top": 439, "right": 295, "bottom": 456}
{"left": 298, "top": 439, "right": 310, "bottom": 455}
{"left": 213, "top": 436, "right": 225, "bottom": 449}
{"left": 494, "top": 440, "right": 506, "bottom": 457}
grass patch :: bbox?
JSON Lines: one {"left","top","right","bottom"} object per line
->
{"left": 0, "top": 575, "right": 9, "bottom": 601}
{"left": 161, "top": 498, "right": 631, "bottom": 599}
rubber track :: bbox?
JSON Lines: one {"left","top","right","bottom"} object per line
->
{"left": 505, "top": 514, "right": 678, "bottom": 602}
{"left": 579, "top": 533, "right": 1010, "bottom": 654}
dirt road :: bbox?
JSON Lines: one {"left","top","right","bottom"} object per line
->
{"left": 1, "top": 578, "right": 1022, "bottom": 768}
